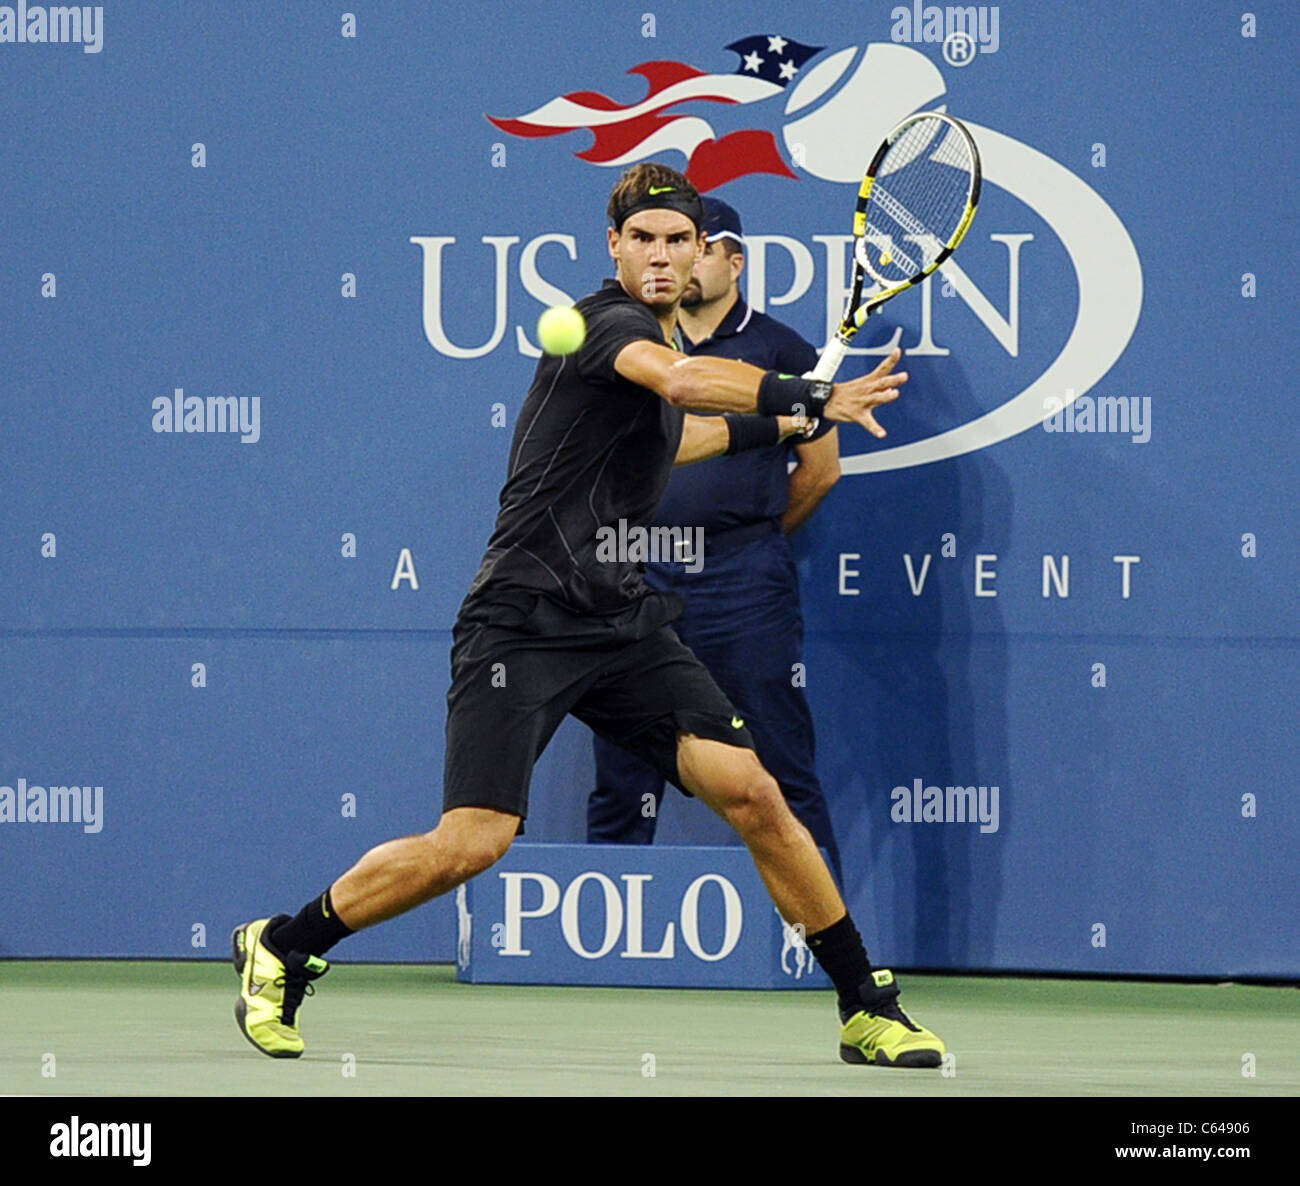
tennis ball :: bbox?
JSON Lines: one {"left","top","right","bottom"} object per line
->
{"left": 537, "top": 305, "right": 586, "bottom": 355}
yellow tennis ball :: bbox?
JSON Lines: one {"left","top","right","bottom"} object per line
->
{"left": 537, "top": 305, "right": 586, "bottom": 355}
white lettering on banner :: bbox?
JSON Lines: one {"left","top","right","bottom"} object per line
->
{"left": 810, "top": 233, "right": 1031, "bottom": 360}
{"left": 1114, "top": 555, "right": 1141, "bottom": 599}
{"left": 1043, "top": 554, "right": 1069, "bottom": 598}
{"left": 411, "top": 230, "right": 1027, "bottom": 366}
{"left": 621, "top": 874, "right": 674, "bottom": 959}
{"left": 743, "top": 234, "right": 815, "bottom": 314}
{"left": 515, "top": 234, "right": 577, "bottom": 358}
{"left": 903, "top": 552, "right": 931, "bottom": 596}
{"left": 498, "top": 871, "right": 561, "bottom": 956}
{"left": 679, "top": 874, "right": 743, "bottom": 962}
{"left": 410, "top": 235, "right": 518, "bottom": 359}
{"left": 838, "top": 553, "right": 861, "bottom": 596}
{"left": 496, "top": 870, "right": 743, "bottom": 962}
{"left": 560, "top": 872, "right": 622, "bottom": 959}
{"left": 870, "top": 552, "right": 1142, "bottom": 600}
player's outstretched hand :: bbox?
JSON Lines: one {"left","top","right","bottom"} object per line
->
{"left": 821, "top": 348, "right": 907, "bottom": 438}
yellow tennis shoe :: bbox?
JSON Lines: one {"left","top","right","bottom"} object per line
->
{"left": 232, "top": 915, "right": 329, "bottom": 1059}
{"left": 839, "top": 969, "right": 945, "bottom": 1068}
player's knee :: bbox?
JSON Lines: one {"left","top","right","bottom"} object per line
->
{"left": 455, "top": 828, "right": 514, "bottom": 881}
{"left": 429, "top": 812, "right": 516, "bottom": 884}
{"left": 432, "top": 840, "right": 497, "bottom": 887}
{"left": 724, "top": 768, "right": 790, "bottom": 839}
{"left": 456, "top": 847, "right": 498, "bottom": 882}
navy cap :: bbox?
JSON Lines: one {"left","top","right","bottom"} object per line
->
{"left": 701, "top": 197, "right": 743, "bottom": 247}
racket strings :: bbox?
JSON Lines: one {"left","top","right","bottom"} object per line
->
{"left": 862, "top": 119, "right": 975, "bottom": 285}
{"left": 869, "top": 182, "right": 931, "bottom": 241}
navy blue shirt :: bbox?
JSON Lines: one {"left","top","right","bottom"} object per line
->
{"left": 652, "top": 297, "right": 826, "bottom": 536}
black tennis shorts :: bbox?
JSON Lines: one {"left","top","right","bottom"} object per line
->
{"left": 442, "top": 591, "right": 756, "bottom": 819}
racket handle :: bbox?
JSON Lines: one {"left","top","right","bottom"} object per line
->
{"left": 809, "top": 337, "right": 848, "bottom": 383}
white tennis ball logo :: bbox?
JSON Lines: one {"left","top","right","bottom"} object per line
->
{"left": 782, "top": 44, "right": 948, "bottom": 182}
{"left": 537, "top": 306, "right": 586, "bottom": 355}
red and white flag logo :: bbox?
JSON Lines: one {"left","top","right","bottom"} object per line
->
{"left": 487, "top": 35, "right": 823, "bottom": 192}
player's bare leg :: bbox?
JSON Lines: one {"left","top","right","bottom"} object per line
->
{"left": 231, "top": 806, "right": 516, "bottom": 1059}
{"left": 329, "top": 806, "right": 519, "bottom": 929}
{"left": 678, "top": 734, "right": 946, "bottom": 1067}
{"left": 676, "top": 736, "right": 842, "bottom": 932}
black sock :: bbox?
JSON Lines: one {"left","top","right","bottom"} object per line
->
{"left": 270, "top": 888, "right": 354, "bottom": 958}
{"left": 807, "top": 913, "right": 872, "bottom": 1020}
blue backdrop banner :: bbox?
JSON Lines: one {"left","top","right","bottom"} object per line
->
{"left": 0, "top": 2, "right": 1295, "bottom": 977}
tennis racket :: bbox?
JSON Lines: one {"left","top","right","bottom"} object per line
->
{"left": 810, "top": 110, "right": 981, "bottom": 383}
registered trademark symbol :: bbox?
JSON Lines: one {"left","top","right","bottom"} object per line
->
{"left": 943, "top": 30, "right": 976, "bottom": 67}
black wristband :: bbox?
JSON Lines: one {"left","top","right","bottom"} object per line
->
{"left": 758, "top": 371, "right": 832, "bottom": 418}
{"left": 723, "top": 414, "right": 782, "bottom": 455}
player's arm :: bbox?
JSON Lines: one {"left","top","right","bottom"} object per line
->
{"left": 617, "top": 341, "right": 767, "bottom": 413}
{"left": 614, "top": 340, "right": 908, "bottom": 438}
{"left": 783, "top": 428, "right": 841, "bottom": 533}
{"left": 675, "top": 414, "right": 806, "bottom": 466}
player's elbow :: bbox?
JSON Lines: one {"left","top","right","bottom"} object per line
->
{"left": 660, "top": 360, "right": 697, "bottom": 409}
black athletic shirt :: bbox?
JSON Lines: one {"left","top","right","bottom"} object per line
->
{"left": 463, "top": 279, "right": 685, "bottom": 625}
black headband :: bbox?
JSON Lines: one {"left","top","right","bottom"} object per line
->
{"left": 612, "top": 187, "right": 706, "bottom": 232}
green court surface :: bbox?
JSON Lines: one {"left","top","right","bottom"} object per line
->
{"left": 1, "top": 962, "right": 1295, "bottom": 1096}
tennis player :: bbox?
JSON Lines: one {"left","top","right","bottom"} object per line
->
{"left": 587, "top": 197, "right": 844, "bottom": 882}
{"left": 232, "top": 163, "right": 945, "bottom": 1068}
